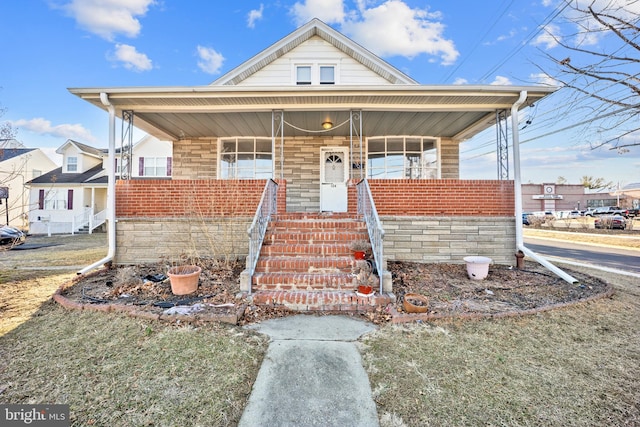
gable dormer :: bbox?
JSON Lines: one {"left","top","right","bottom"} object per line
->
{"left": 56, "top": 139, "right": 103, "bottom": 174}
{"left": 212, "top": 19, "right": 417, "bottom": 87}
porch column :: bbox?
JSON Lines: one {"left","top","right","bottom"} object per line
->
{"left": 272, "top": 110, "right": 284, "bottom": 180}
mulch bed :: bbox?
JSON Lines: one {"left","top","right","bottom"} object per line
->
{"left": 55, "top": 259, "right": 613, "bottom": 325}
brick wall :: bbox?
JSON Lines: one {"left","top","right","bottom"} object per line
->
{"left": 115, "top": 179, "right": 268, "bottom": 217}
{"left": 368, "top": 180, "right": 514, "bottom": 216}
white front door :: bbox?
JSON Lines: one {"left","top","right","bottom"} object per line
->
{"left": 320, "top": 147, "right": 349, "bottom": 212}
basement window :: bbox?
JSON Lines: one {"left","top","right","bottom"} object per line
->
{"left": 366, "top": 136, "right": 439, "bottom": 179}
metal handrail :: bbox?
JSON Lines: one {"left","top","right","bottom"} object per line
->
{"left": 356, "top": 179, "right": 385, "bottom": 293}
{"left": 246, "top": 179, "right": 279, "bottom": 292}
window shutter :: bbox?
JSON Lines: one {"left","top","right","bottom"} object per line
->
{"left": 38, "top": 189, "right": 44, "bottom": 210}
{"left": 166, "top": 157, "right": 172, "bottom": 176}
{"left": 139, "top": 157, "right": 145, "bottom": 176}
{"left": 67, "top": 189, "right": 73, "bottom": 210}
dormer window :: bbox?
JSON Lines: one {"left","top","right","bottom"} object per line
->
{"left": 294, "top": 63, "right": 338, "bottom": 85}
{"left": 320, "top": 66, "right": 335, "bottom": 84}
{"left": 296, "top": 66, "right": 312, "bottom": 85}
{"left": 66, "top": 156, "right": 78, "bottom": 172}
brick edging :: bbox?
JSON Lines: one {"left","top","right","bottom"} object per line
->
{"left": 52, "top": 271, "right": 615, "bottom": 325}
{"left": 389, "top": 283, "right": 615, "bottom": 323}
{"left": 52, "top": 270, "right": 246, "bottom": 325}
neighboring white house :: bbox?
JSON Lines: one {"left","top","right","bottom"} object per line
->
{"left": 27, "top": 136, "right": 172, "bottom": 235}
{"left": 0, "top": 139, "right": 58, "bottom": 229}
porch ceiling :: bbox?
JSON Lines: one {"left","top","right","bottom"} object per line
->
{"left": 69, "top": 85, "right": 556, "bottom": 142}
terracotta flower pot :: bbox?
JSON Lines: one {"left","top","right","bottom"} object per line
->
{"left": 403, "top": 293, "right": 429, "bottom": 313}
{"left": 167, "top": 265, "right": 201, "bottom": 295}
{"left": 353, "top": 250, "right": 366, "bottom": 260}
{"left": 357, "top": 284, "right": 374, "bottom": 295}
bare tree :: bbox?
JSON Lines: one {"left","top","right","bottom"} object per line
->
{"left": 580, "top": 175, "right": 614, "bottom": 190}
{"left": 541, "top": 1, "right": 639, "bottom": 151}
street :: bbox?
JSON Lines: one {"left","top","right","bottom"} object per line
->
{"left": 524, "top": 237, "right": 640, "bottom": 274}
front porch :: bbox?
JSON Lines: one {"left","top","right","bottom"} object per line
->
{"left": 113, "top": 177, "right": 516, "bottom": 311}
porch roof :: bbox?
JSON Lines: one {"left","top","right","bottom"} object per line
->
{"left": 69, "top": 85, "right": 556, "bottom": 142}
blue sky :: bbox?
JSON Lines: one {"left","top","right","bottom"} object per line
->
{"left": 1, "top": 0, "right": 638, "bottom": 186}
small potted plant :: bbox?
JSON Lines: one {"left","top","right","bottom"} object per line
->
{"left": 349, "top": 239, "right": 371, "bottom": 260}
{"left": 353, "top": 260, "right": 376, "bottom": 296}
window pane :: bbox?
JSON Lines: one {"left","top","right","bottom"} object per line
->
{"left": 222, "top": 140, "right": 236, "bottom": 153}
{"left": 237, "top": 139, "right": 254, "bottom": 152}
{"left": 368, "top": 139, "right": 385, "bottom": 153}
{"left": 256, "top": 139, "right": 271, "bottom": 153}
{"left": 387, "top": 138, "right": 403, "bottom": 152}
{"left": 320, "top": 66, "right": 334, "bottom": 84}
{"left": 296, "top": 66, "right": 311, "bottom": 84}
{"left": 406, "top": 138, "right": 421, "bottom": 152}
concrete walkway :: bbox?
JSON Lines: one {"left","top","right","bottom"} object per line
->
{"left": 239, "top": 314, "right": 379, "bottom": 427}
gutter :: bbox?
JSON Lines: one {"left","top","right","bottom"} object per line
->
{"left": 77, "top": 92, "right": 116, "bottom": 274}
{"left": 511, "top": 90, "right": 578, "bottom": 284}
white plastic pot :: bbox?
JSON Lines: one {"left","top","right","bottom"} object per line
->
{"left": 463, "top": 256, "right": 492, "bottom": 280}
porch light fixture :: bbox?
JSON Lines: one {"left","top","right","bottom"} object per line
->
{"left": 322, "top": 121, "right": 333, "bottom": 130}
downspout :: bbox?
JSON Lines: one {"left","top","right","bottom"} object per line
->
{"left": 77, "top": 92, "right": 116, "bottom": 274}
{"left": 512, "top": 91, "right": 578, "bottom": 284}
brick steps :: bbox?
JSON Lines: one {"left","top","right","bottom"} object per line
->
{"left": 250, "top": 212, "right": 393, "bottom": 311}
{"left": 251, "top": 290, "right": 393, "bottom": 312}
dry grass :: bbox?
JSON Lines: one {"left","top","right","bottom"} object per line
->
{"left": 0, "top": 305, "right": 267, "bottom": 426}
{"left": 524, "top": 223, "right": 640, "bottom": 250}
{"left": 2, "top": 232, "right": 639, "bottom": 426}
{"left": 0, "top": 233, "right": 268, "bottom": 426}
{"left": 365, "top": 267, "right": 640, "bottom": 427}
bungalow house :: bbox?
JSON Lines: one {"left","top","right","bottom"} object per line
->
{"left": 0, "top": 139, "right": 58, "bottom": 229}
{"left": 69, "top": 19, "right": 566, "bottom": 305}
{"left": 27, "top": 136, "right": 171, "bottom": 235}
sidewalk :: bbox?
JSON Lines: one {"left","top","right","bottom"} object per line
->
{"left": 239, "top": 314, "right": 379, "bottom": 427}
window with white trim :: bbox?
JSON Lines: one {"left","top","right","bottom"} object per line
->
{"left": 296, "top": 66, "right": 312, "bottom": 85}
{"left": 219, "top": 137, "right": 273, "bottom": 179}
{"left": 66, "top": 156, "right": 78, "bottom": 172}
{"left": 319, "top": 66, "right": 335, "bottom": 84}
{"left": 367, "top": 137, "right": 438, "bottom": 179}
{"left": 40, "top": 189, "right": 73, "bottom": 210}
{"left": 294, "top": 63, "right": 338, "bottom": 85}
{"left": 139, "top": 157, "right": 171, "bottom": 177}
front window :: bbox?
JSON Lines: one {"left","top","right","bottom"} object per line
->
{"left": 66, "top": 156, "right": 78, "bottom": 172}
{"left": 367, "top": 136, "right": 438, "bottom": 179}
{"left": 43, "top": 190, "right": 69, "bottom": 210}
{"left": 219, "top": 137, "right": 273, "bottom": 179}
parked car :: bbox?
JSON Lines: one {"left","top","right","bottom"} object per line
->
{"left": 0, "top": 225, "right": 26, "bottom": 247}
{"left": 594, "top": 215, "right": 626, "bottom": 230}
{"left": 585, "top": 206, "right": 625, "bottom": 217}
{"left": 522, "top": 212, "right": 532, "bottom": 225}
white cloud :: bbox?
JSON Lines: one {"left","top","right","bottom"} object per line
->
{"left": 453, "top": 78, "right": 468, "bottom": 85}
{"left": 291, "top": 0, "right": 347, "bottom": 26}
{"left": 197, "top": 46, "right": 225, "bottom": 74}
{"left": 340, "top": 0, "right": 459, "bottom": 65}
{"left": 533, "top": 23, "right": 560, "bottom": 49}
{"left": 247, "top": 4, "right": 264, "bottom": 28}
{"left": 490, "top": 76, "right": 512, "bottom": 85}
{"left": 110, "top": 44, "right": 153, "bottom": 71}
{"left": 11, "top": 118, "right": 96, "bottom": 143}
{"left": 58, "top": 0, "right": 155, "bottom": 41}
{"left": 530, "top": 72, "right": 559, "bottom": 87}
